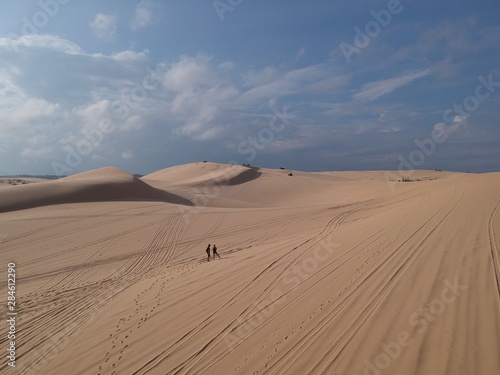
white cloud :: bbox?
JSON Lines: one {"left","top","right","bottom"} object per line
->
{"left": 353, "top": 69, "right": 431, "bottom": 102}
{"left": 123, "top": 115, "right": 145, "bottom": 131}
{"left": 0, "top": 66, "right": 63, "bottom": 133}
{"left": 2, "top": 32, "right": 473, "bottom": 174}
{"left": 89, "top": 13, "right": 117, "bottom": 40}
{"left": 111, "top": 49, "right": 150, "bottom": 62}
{"left": 72, "top": 100, "right": 111, "bottom": 129}
{"left": 4, "top": 98, "right": 61, "bottom": 124}
{"left": 21, "top": 146, "right": 53, "bottom": 159}
{"left": 0, "top": 34, "right": 172, "bottom": 173}
{"left": 163, "top": 55, "right": 215, "bottom": 92}
{"left": 160, "top": 55, "right": 241, "bottom": 140}
{"left": 0, "top": 34, "right": 84, "bottom": 55}
{"left": 121, "top": 150, "right": 134, "bottom": 159}
{"left": 0, "top": 35, "right": 380, "bottom": 168}
{"left": 433, "top": 115, "right": 468, "bottom": 139}
{"left": 1, "top": 35, "right": 149, "bottom": 65}
{"left": 131, "top": 1, "right": 154, "bottom": 30}
{"left": 377, "top": 126, "right": 402, "bottom": 133}
{"left": 239, "top": 65, "right": 334, "bottom": 103}
{"left": 159, "top": 58, "right": 348, "bottom": 141}
{"left": 170, "top": 82, "right": 237, "bottom": 141}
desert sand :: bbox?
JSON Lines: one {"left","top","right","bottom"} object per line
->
{"left": 0, "top": 162, "right": 499, "bottom": 375}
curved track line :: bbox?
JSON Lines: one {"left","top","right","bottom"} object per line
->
{"left": 157, "top": 189, "right": 428, "bottom": 374}
{"left": 487, "top": 184, "right": 500, "bottom": 301}
{"left": 269, "top": 185, "right": 464, "bottom": 374}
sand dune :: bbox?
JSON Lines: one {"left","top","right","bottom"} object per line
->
{"left": 143, "top": 162, "right": 262, "bottom": 190}
{"left": 0, "top": 166, "right": 192, "bottom": 213}
{"left": 0, "top": 163, "right": 499, "bottom": 375}
{"left": 145, "top": 163, "right": 462, "bottom": 208}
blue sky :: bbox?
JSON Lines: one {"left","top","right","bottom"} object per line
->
{"left": 0, "top": 0, "right": 499, "bottom": 175}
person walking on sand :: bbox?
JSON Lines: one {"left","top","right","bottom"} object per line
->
{"left": 212, "top": 244, "right": 221, "bottom": 260}
{"left": 206, "top": 244, "right": 211, "bottom": 262}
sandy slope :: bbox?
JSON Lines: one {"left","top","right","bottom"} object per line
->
{"left": 0, "top": 167, "right": 192, "bottom": 212}
{"left": 0, "top": 163, "right": 498, "bottom": 375}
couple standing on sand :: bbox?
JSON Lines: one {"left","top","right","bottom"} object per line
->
{"left": 206, "top": 244, "right": 220, "bottom": 261}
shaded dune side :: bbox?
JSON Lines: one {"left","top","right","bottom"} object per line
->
{"left": 189, "top": 165, "right": 262, "bottom": 187}
{"left": 143, "top": 163, "right": 262, "bottom": 187}
{"left": 226, "top": 167, "right": 262, "bottom": 185}
{"left": 0, "top": 167, "right": 193, "bottom": 213}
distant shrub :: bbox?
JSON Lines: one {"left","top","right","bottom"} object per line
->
{"left": 398, "top": 176, "right": 420, "bottom": 182}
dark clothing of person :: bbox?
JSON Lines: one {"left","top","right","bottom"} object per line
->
{"left": 212, "top": 245, "right": 220, "bottom": 259}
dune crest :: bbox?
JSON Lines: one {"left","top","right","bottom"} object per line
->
{"left": 61, "top": 166, "right": 136, "bottom": 181}
{"left": 143, "top": 162, "right": 262, "bottom": 186}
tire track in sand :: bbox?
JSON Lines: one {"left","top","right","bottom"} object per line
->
{"left": 130, "top": 209, "right": 344, "bottom": 374}
{"left": 182, "top": 190, "right": 427, "bottom": 374}
{"left": 487, "top": 184, "right": 500, "bottom": 301}
{"left": 165, "top": 186, "right": 429, "bottom": 374}
{"left": 158, "top": 196, "right": 417, "bottom": 375}
{"left": 266, "top": 185, "right": 464, "bottom": 374}
{"left": 98, "top": 210, "right": 228, "bottom": 375}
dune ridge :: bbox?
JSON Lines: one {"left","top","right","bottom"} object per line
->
{"left": 143, "top": 162, "right": 262, "bottom": 186}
